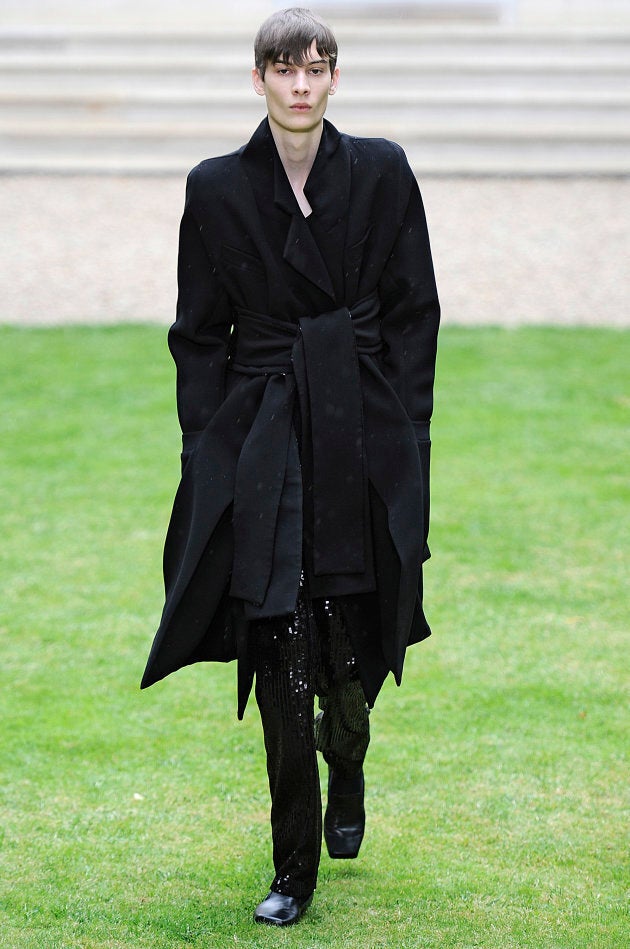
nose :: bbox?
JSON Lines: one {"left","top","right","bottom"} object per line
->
{"left": 293, "top": 69, "right": 310, "bottom": 94}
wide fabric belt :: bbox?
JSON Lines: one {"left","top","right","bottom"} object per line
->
{"left": 228, "top": 293, "right": 381, "bottom": 612}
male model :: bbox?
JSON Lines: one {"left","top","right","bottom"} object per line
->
{"left": 142, "top": 6, "right": 440, "bottom": 926}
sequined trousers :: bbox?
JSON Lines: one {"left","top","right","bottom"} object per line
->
{"left": 251, "top": 591, "right": 370, "bottom": 899}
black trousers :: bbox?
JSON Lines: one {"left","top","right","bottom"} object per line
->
{"left": 251, "top": 594, "right": 370, "bottom": 898}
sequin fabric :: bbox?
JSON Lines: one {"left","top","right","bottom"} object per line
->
{"left": 251, "top": 589, "right": 370, "bottom": 898}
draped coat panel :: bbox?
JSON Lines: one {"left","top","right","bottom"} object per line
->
{"left": 141, "top": 118, "right": 440, "bottom": 717}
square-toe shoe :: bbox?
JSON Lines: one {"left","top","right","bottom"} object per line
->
{"left": 253, "top": 890, "right": 313, "bottom": 926}
{"left": 324, "top": 768, "right": 365, "bottom": 859}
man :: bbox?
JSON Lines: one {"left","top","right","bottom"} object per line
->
{"left": 142, "top": 6, "right": 440, "bottom": 927}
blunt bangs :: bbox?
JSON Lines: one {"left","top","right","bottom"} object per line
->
{"left": 254, "top": 7, "right": 338, "bottom": 78}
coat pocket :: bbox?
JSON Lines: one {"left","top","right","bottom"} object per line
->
{"left": 346, "top": 226, "right": 373, "bottom": 266}
{"left": 345, "top": 226, "right": 373, "bottom": 289}
{"left": 221, "top": 243, "right": 266, "bottom": 279}
{"left": 348, "top": 225, "right": 373, "bottom": 257}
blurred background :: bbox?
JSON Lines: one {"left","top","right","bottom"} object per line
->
{"left": 0, "top": 0, "right": 628, "bottom": 326}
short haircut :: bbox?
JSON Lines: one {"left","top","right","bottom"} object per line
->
{"left": 254, "top": 7, "right": 338, "bottom": 79}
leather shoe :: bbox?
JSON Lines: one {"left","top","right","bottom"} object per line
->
{"left": 253, "top": 890, "right": 313, "bottom": 926}
{"left": 324, "top": 768, "right": 365, "bottom": 859}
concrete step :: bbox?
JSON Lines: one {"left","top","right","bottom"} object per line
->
{"left": 2, "top": 57, "right": 629, "bottom": 92}
{"left": 1, "top": 24, "right": 628, "bottom": 175}
{"left": 3, "top": 120, "right": 628, "bottom": 176}
{"left": 1, "top": 89, "right": 628, "bottom": 129}
{"left": 1, "top": 23, "right": 628, "bottom": 52}
{"left": 1, "top": 34, "right": 628, "bottom": 60}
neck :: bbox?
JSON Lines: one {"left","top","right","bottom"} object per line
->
{"left": 268, "top": 117, "right": 323, "bottom": 193}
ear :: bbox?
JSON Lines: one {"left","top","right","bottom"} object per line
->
{"left": 329, "top": 66, "right": 340, "bottom": 96}
{"left": 252, "top": 67, "right": 266, "bottom": 97}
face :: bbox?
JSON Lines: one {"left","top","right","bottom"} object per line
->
{"left": 252, "top": 41, "right": 340, "bottom": 136}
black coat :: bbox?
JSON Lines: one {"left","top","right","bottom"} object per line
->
{"left": 141, "top": 118, "right": 440, "bottom": 717}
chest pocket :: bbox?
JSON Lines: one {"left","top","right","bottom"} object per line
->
{"left": 345, "top": 225, "right": 373, "bottom": 292}
{"left": 221, "top": 243, "right": 267, "bottom": 281}
{"left": 347, "top": 226, "right": 373, "bottom": 263}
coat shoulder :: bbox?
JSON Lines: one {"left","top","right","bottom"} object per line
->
{"left": 340, "top": 133, "right": 413, "bottom": 177}
{"left": 185, "top": 149, "right": 242, "bottom": 197}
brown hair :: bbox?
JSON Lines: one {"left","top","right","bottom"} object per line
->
{"left": 254, "top": 7, "right": 338, "bottom": 79}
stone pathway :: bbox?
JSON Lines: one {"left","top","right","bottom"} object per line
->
{"left": 1, "top": 174, "right": 628, "bottom": 326}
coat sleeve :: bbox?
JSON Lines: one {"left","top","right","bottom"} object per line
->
{"left": 168, "top": 166, "right": 233, "bottom": 466}
{"left": 378, "top": 156, "right": 440, "bottom": 559}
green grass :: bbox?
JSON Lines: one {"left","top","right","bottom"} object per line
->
{"left": 0, "top": 325, "right": 627, "bottom": 948}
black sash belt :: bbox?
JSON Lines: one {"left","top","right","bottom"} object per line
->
{"left": 228, "top": 293, "right": 381, "bottom": 613}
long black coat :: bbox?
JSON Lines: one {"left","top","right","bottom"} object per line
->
{"left": 141, "top": 118, "right": 440, "bottom": 717}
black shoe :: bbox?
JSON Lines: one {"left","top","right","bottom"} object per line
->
{"left": 324, "top": 768, "right": 365, "bottom": 859}
{"left": 253, "top": 890, "right": 313, "bottom": 926}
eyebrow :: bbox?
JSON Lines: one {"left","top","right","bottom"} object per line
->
{"left": 274, "top": 58, "right": 328, "bottom": 66}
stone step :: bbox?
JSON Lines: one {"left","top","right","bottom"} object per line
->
{"left": 1, "top": 22, "right": 627, "bottom": 50}
{"left": 3, "top": 120, "right": 628, "bottom": 175}
{"left": 1, "top": 24, "right": 628, "bottom": 175}
{"left": 1, "top": 35, "right": 627, "bottom": 61}
{"left": 2, "top": 57, "right": 629, "bottom": 92}
{"left": 2, "top": 87, "right": 628, "bottom": 118}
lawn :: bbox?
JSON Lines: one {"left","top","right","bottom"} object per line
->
{"left": 0, "top": 325, "right": 627, "bottom": 948}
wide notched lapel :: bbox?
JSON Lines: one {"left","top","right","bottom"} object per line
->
{"left": 239, "top": 118, "right": 349, "bottom": 305}
{"left": 237, "top": 120, "right": 283, "bottom": 266}
{"left": 274, "top": 148, "right": 336, "bottom": 301}
{"left": 303, "top": 120, "right": 350, "bottom": 248}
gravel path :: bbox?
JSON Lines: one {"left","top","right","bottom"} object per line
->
{"left": 1, "top": 175, "right": 628, "bottom": 326}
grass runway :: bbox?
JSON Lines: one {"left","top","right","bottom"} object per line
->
{"left": 0, "top": 325, "right": 627, "bottom": 948}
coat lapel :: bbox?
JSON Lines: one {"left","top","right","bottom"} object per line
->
{"left": 241, "top": 118, "right": 351, "bottom": 303}
{"left": 303, "top": 120, "right": 350, "bottom": 240}
{"left": 303, "top": 121, "right": 351, "bottom": 300}
{"left": 274, "top": 158, "right": 335, "bottom": 300}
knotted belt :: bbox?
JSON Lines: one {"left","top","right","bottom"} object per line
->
{"left": 228, "top": 293, "right": 382, "bottom": 615}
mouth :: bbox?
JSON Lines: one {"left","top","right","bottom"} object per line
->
{"left": 290, "top": 104, "right": 311, "bottom": 111}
